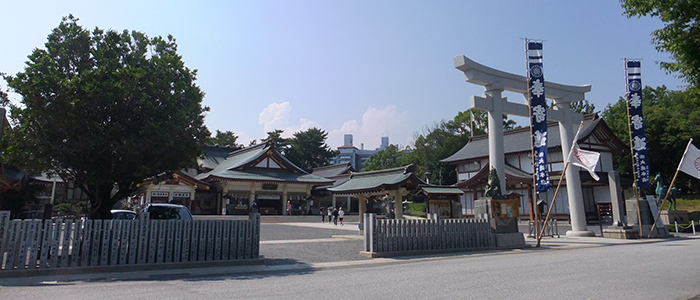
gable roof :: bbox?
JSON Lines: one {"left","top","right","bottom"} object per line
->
{"left": 441, "top": 114, "right": 626, "bottom": 165}
{"left": 326, "top": 165, "right": 425, "bottom": 195}
{"left": 311, "top": 162, "right": 355, "bottom": 178}
{"left": 137, "top": 171, "right": 212, "bottom": 190}
{"left": 455, "top": 162, "right": 533, "bottom": 189}
{"left": 196, "top": 143, "right": 333, "bottom": 185}
{"left": 198, "top": 144, "right": 241, "bottom": 171}
{"left": 416, "top": 184, "right": 465, "bottom": 196}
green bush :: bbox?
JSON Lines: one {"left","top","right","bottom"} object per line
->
{"left": 407, "top": 203, "right": 427, "bottom": 217}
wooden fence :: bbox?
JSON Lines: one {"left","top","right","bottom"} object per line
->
{"left": 363, "top": 213, "right": 495, "bottom": 253}
{"left": 0, "top": 211, "right": 260, "bottom": 271}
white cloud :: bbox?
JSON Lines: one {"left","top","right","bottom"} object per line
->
{"left": 259, "top": 102, "right": 291, "bottom": 132}
{"left": 257, "top": 103, "right": 408, "bottom": 151}
{"left": 258, "top": 102, "right": 319, "bottom": 139}
{"left": 328, "top": 105, "right": 408, "bottom": 149}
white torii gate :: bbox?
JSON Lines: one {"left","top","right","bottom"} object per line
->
{"left": 453, "top": 55, "right": 594, "bottom": 237}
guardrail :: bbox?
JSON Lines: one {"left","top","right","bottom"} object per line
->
{"left": 0, "top": 211, "right": 260, "bottom": 271}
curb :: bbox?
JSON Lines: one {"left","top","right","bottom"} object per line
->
{"left": 0, "top": 258, "right": 263, "bottom": 279}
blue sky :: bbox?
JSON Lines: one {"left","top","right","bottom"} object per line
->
{"left": 1, "top": 1, "right": 686, "bottom": 150}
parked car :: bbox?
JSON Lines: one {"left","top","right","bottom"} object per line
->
{"left": 138, "top": 203, "right": 193, "bottom": 220}
{"left": 110, "top": 209, "right": 136, "bottom": 220}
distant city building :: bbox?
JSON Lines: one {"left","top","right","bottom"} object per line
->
{"left": 332, "top": 134, "right": 388, "bottom": 171}
{"left": 379, "top": 136, "right": 389, "bottom": 151}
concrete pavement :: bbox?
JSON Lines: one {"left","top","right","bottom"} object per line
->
{"left": 1, "top": 216, "right": 694, "bottom": 286}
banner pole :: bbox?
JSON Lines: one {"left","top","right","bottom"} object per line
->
{"left": 525, "top": 38, "right": 539, "bottom": 236}
{"left": 647, "top": 138, "right": 692, "bottom": 238}
{"left": 536, "top": 160, "right": 570, "bottom": 247}
{"left": 624, "top": 58, "right": 644, "bottom": 237}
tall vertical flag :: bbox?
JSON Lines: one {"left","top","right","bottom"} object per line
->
{"left": 626, "top": 60, "right": 651, "bottom": 188}
{"left": 528, "top": 42, "right": 550, "bottom": 192}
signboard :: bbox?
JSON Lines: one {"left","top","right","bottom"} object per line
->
{"left": 262, "top": 184, "right": 278, "bottom": 190}
{"left": 429, "top": 200, "right": 452, "bottom": 218}
{"left": 490, "top": 199, "right": 520, "bottom": 218}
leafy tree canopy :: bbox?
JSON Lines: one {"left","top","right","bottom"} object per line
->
{"left": 466, "top": 109, "right": 517, "bottom": 133}
{"left": 261, "top": 129, "right": 289, "bottom": 152}
{"left": 285, "top": 128, "right": 337, "bottom": 172}
{"left": 548, "top": 99, "right": 597, "bottom": 115}
{"left": 362, "top": 144, "right": 409, "bottom": 172}
{"left": 569, "top": 99, "right": 596, "bottom": 115}
{"left": 621, "top": 0, "right": 697, "bottom": 87}
{"left": 207, "top": 130, "right": 241, "bottom": 149}
{"left": 4, "top": 15, "right": 210, "bottom": 219}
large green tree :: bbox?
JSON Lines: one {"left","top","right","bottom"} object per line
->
{"left": 362, "top": 144, "right": 409, "bottom": 172}
{"left": 207, "top": 130, "right": 242, "bottom": 149}
{"left": 602, "top": 85, "right": 700, "bottom": 193}
{"left": 4, "top": 16, "right": 210, "bottom": 219}
{"left": 261, "top": 129, "right": 289, "bottom": 152}
{"left": 285, "top": 128, "right": 337, "bottom": 172}
{"left": 411, "top": 120, "right": 470, "bottom": 185}
{"left": 621, "top": 0, "right": 699, "bottom": 87}
{"left": 360, "top": 109, "right": 497, "bottom": 184}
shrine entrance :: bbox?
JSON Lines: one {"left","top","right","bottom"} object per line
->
{"left": 452, "top": 55, "right": 594, "bottom": 236}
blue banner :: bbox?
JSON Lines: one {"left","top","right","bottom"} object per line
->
{"left": 529, "top": 42, "right": 550, "bottom": 192}
{"left": 626, "top": 60, "right": 650, "bottom": 188}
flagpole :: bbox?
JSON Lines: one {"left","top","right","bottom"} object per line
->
{"left": 624, "top": 58, "right": 644, "bottom": 237}
{"left": 536, "top": 160, "right": 570, "bottom": 247}
{"left": 536, "top": 121, "right": 584, "bottom": 247}
{"left": 525, "top": 38, "right": 540, "bottom": 235}
{"left": 647, "top": 138, "right": 693, "bottom": 238}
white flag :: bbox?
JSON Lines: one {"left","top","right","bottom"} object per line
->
{"left": 569, "top": 142, "right": 601, "bottom": 181}
{"left": 566, "top": 122, "right": 601, "bottom": 181}
{"left": 678, "top": 140, "right": 700, "bottom": 180}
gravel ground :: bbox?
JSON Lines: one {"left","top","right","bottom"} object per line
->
{"left": 259, "top": 223, "right": 369, "bottom": 265}
{"left": 260, "top": 239, "right": 367, "bottom": 265}
{"left": 260, "top": 223, "right": 359, "bottom": 240}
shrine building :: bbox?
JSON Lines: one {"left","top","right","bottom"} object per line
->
{"left": 441, "top": 113, "right": 631, "bottom": 222}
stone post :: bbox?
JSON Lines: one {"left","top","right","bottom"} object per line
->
{"left": 393, "top": 190, "right": 403, "bottom": 219}
{"left": 249, "top": 183, "right": 256, "bottom": 208}
{"left": 485, "top": 84, "right": 506, "bottom": 192}
{"left": 358, "top": 195, "right": 367, "bottom": 234}
{"left": 608, "top": 170, "right": 626, "bottom": 226}
{"left": 282, "top": 192, "right": 288, "bottom": 215}
{"left": 557, "top": 101, "right": 594, "bottom": 237}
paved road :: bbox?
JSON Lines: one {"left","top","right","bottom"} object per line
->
{"left": 3, "top": 216, "right": 700, "bottom": 300}
{"left": 3, "top": 235, "right": 700, "bottom": 299}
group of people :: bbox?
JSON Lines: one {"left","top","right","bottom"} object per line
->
{"left": 320, "top": 206, "right": 344, "bottom": 225}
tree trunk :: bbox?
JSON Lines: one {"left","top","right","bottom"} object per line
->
{"left": 87, "top": 184, "right": 118, "bottom": 219}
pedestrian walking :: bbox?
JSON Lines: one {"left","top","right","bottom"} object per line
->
{"left": 320, "top": 207, "right": 326, "bottom": 223}
{"left": 332, "top": 207, "right": 339, "bottom": 225}
{"left": 338, "top": 207, "right": 345, "bottom": 226}
{"left": 327, "top": 206, "right": 333, "bottom": 224}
